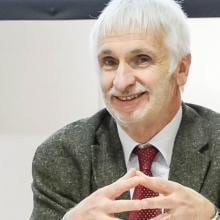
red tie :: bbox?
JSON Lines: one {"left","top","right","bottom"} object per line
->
{"left": 129, "top": 145, "right": 161, "bottom": 220}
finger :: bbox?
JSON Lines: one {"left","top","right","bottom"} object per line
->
{"left": 106, "top": 199, "right": 142, "bottom": 213}
{"left": 119, "top": 168, "right": 137, "bottom": 180}
{"left": 104, "top": 175, "right": 141, "bottom": 198}
{"left": 141, "top": 195, "right": 176, "bottom": 209}
{"left": 151, "top": 212, "right": 170, "bottom": 220}
{"left": 104, "top": 216, "right": 122, "bottom": 220}
{"left": 137, "top": 171, "right": 181, "bottom": 194}
{"left": 98, "top": 214, "right": 122, "bottom": 220}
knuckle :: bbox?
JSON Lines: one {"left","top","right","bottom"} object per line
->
{"left": 173, "top": 182, "right": 183, "bottom": 192}
{"left": 168, "top": 214, "right": 175, "bottom": 220}
{"left": 124, "top": 177, "right": 137, "bottom": 187}
{"left": 163, "top": 213, "right": 175, "bottom": 220}
{"left": 171, "top": 194, "right": 186, "bottom": 207}
{"left": 85, "top": 201, "right": 101, "bottom": 214}
{"left": 109, "top": 201, "right": 118, "bottom": 212}
{"left": 141, "top": 197, "right": 155, "bottom": 209}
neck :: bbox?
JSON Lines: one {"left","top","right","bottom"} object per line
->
{"left": 120, "top": 102, "right": 181, "bottom": 143}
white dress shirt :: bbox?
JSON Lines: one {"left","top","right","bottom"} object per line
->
{"left": 117, "top": 107, "right": 182, "bottom": 182}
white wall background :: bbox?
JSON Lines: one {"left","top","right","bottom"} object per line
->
{"left": 184, "top": 18, "right": 220, "bottom": 110}
{"left": 0, "top": 18, "right": 220, "bottom": 220}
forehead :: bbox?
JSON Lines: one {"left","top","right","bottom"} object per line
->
{"left": 97, "top": 33, "right": 167, "bottom": 56}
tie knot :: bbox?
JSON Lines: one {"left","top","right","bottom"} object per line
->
{"left": 134, "top": 145, "right": 158, "bottom": 172}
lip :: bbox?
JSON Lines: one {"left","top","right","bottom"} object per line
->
{"left": 115, "top": 92, "right": 145, "bottom": 101}
{"left": 112, "top": 92, "right": 148, "bottom": 112}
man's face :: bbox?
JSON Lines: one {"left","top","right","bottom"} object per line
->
{"left": 97, "top": 33, "right": 188, "bottom": 127}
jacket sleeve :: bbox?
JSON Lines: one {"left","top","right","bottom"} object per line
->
{"left": 29, "top": 134, "right": 92, "bottom": 220}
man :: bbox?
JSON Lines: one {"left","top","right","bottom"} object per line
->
{"left": 30, "top": 0, "right": 220, "bottom": 219}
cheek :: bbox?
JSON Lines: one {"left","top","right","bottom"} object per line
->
{"left": 137, "top": 71, "right": 160, "bottom": 89}
{"left": 100, "top": 72, "right": 114, "bottom": 92}
{"left": 137, "top": 65, "right": 159, "bottom": 78}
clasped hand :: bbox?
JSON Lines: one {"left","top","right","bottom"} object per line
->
{"left": 67, "top": 169, "right": 215, "bottom": 220}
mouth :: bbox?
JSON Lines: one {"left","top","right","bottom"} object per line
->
{"left": 114, "top": 92, "right": 146, "bottom": 101}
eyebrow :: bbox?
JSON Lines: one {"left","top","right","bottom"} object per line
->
{"left": 98, "top": 50, "right": 113, "bottom": 58}
{"left": 98, "top": 48, "right": 154, "bottom": 58}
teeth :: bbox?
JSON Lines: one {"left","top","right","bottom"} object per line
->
{"left": 118, "top": 94, "right": 140, "bottom": 101}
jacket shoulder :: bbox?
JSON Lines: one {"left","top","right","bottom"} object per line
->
{"left": 41, "top": 108, "right": 110, "bottom": 149}
{"left": 185, "top": 103, "right": 220, "bottom": 128}
{"left": 33, "top": 109, "right": 112, "bottom": 170}
{"left": 184, "top": 103, "right": 220, "bottom": 153}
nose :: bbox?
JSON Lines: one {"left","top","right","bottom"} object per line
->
{"left": 113, "top": 62, "right": 135, "bottom": 92}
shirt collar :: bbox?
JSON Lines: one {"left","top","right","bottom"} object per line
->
{"left": 117, "top": 107, "right": 182, "bottom": 168}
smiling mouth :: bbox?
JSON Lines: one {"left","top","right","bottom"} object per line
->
{"left": 115, "top": 92, "right": 146, "bottom": 101}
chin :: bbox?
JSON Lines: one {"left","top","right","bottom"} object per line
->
{"left": 110, "top": 109, "right": 147, "bottom": 126}
{"left": 105, "top": 99, "right": 152, "bottom": 124}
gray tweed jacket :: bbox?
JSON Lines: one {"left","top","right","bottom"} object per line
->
{"left": 30, "top": 103, "right": 220, "bottom": 220}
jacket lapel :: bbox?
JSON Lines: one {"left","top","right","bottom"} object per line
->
{"left": 169, "top": 104, "right": 211, "bottom": 192}
{"left": 91, "top": 115, "right": 129, "bottom": 219}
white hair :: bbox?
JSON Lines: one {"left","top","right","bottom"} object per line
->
{"left": 90, "top": 0, "right": 191, "bottom": 74}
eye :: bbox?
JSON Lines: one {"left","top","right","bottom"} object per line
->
{"left": 134, "top": 54, "right": 152, "bottom": 67}
{"left": 100, "top": 56, "right": 119, "bottom": 70}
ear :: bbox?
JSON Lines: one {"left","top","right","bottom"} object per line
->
{"left": 175, "top": 54, "right": 191, "bottom": 87}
